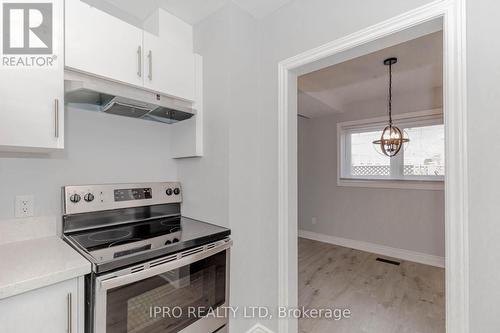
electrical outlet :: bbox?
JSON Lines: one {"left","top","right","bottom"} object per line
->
{"left": 15, "top": 195, "right": 34, "bottom": 218}
{"left": 311, "top": 217, "right": 317, "bottom": 225}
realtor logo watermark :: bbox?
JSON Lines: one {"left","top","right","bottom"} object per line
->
{"left": 2, "top": 2, "right": 56, "bottom": 67}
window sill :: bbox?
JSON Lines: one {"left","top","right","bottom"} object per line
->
{"left": 338, "top": 178, "right": 444, "bottom": 190}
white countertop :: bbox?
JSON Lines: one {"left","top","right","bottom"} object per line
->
{"left": 0, "top": 236, "right": 91, "bottom": 300}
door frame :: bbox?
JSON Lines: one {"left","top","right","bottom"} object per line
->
{"left": 277, "top": 0, "right": 468, "bottom": 332}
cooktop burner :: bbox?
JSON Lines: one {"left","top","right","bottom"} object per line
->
{"left": 88, "top": 230, "right": 132, "bottom": 242}
{"left": 108, "top": 238, "right": 143, "bottom": 248}
{"left": 69, "top": 216, "right": 182, "bottom": 252}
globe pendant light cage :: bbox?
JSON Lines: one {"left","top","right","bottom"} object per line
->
{"left": 373, "top": 125, "right": 410, "bottom": 157}
{"left": 373, "top": 57, "right": 410, "bottom": 157}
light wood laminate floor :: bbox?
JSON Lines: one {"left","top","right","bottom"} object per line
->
{"left": 298, "top": 238, "right": 445, "bottom": 333}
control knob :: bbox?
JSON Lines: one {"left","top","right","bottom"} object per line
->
{"left": 165, "top": 240, "right": 172, "bottom": 245}
{"left": 166, "top": 188, "right": 173, "bottom": 196}
{"left": 69, "top": 194, "right": 81, "bottom": 203}
{"left": 173, "top": 238, "right": 179, "bottom": 243}
{"left": 173, "top": 188, "right": 180, "bottom": 195}
{"left": 84, "top": 193, "right": 95, "bottom": 202}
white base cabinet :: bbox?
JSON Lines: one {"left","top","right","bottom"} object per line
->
{"left": 0, "top": 277, "right": 84, "bottom": 333}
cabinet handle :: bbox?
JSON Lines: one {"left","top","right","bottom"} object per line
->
{"left": 67, "top": 293, "right": 73, "bottom": 333}
{"left": 54, "top": 99, "right": 59, "bottom": 138}
{"left": 137, "top": 46, "right": 142, "bottom": 77}
{"left": 148, "top": 50, "right": 153, "bottom": 80}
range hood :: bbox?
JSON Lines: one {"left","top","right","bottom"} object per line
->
{"left": 64, "top": 70, "right": 196, "bottom": 124}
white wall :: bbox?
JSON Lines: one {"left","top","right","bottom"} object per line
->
{"left": 467, "top": 0, "right": 500, "bottom": 331}
{"left": 0, "top": 107, "right": 177, "bottom": 221}
{"left": 175, "top": 7, "right": 232, "bottom": 227}
{"left": 298, "top": 110, "right": 445, "bottom": 257}
{"left": 176, "top": 5, "right": 263, "bottom": 332}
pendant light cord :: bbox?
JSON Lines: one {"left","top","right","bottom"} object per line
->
{"left": 388, "top": 61, "right": 393, "bottom": 126}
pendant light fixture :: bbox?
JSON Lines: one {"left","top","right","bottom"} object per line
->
{"left": 373, "top": 57, "right": 409, "bottom": 157}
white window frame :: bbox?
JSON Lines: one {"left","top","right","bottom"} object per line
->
{"left": 337, "top": 109, "right": 444, "bottom": 190}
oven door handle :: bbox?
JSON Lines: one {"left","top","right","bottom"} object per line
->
{"left": 99, "top": 240, "right": 232, "bottom": 290}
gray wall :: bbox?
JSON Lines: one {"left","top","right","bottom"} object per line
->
{"left": 467, "top": 0, "right": 500, "bottom": 331}
{"left": 177, "top": 5, "right": 264, "bottom": 331}
{"left": 175, "top": 7, "right": 231, "bottom": 227}
{"left": 0, "top": 107, "right": 177, "bottom": 220}
{"left": 298, "top": 111, "right": 445, "bottom": 257}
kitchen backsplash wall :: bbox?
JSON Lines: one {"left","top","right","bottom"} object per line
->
{"left": 0, "top": 106, "right": 177, "bottom": 221}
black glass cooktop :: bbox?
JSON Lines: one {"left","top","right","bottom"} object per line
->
{"left": 66, "top": 215, "right": 231, "bottom": 273}
{"left": 69, "top": 216, "right": 182, "bottom": 251}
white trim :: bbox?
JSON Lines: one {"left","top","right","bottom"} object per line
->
{"left": 246, "top": 323, "right": 276, "bottom": 333}
{"left": 337, "top": 178, "right": 444, "bottom": 190}
{"left": 278, "top": 1, "right": 468, "bottom": 333}
{"left": 337, "top": 108, "right": 443, "bottom": 130}
{"left": 299, "top": 230, "right": 445, "bottom": 268}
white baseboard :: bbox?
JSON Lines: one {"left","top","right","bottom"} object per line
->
{"left": 298, "top": 230, "right": 445, "bottom": 268}
{"left": 245, "top": 323, "right": 276, "bottom": 333}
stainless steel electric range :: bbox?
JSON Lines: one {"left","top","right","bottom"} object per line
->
{"left": 62, "top": 182, "right": 231, "bottom": 333}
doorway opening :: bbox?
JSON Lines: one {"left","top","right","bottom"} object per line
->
{"left": 277, "top": 2, "right": 468, "bottom": 332}
{"left": 297, "top": 30, "right": 445, "bottom": 332}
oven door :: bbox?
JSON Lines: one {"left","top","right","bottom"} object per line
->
{"left": 94, "top": 239, "right": 231, "bottom": 333}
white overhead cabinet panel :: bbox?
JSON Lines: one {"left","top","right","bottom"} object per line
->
{"left": 171, "top": 54, "right": 204, "bottom": 158}
{"left": 0, "top": 0, "right": 64, "bottom": 151}
{"left": 143, "top": 32, "right": 196, "bottom": 101}
{"left": 65, "top": 0, "right": 144, "bottom": 87}
{"left": 65, "top": 0, "right": 196, "bottom": 101}
{"left": 0, "top": 278, "right": 82, "bottom": 333}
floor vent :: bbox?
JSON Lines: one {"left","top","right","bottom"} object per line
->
{"left": 376, "top": 258, "right": 401, "bottom": 266}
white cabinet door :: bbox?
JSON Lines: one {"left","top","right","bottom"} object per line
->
{"left": 0, "top": 278, "right": 81, "bottom": 333}
{"left": 65, "top": 0, "right": 143, "bottom": 87}
{"left": 143, "top": 32, "right": 196, "bottom": 101}
{"left": 0, "top": 0, "right": 64, "bottom": 151}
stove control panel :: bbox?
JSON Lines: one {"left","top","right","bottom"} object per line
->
{"left": 63, "top": 182, "right": 182, "bottom": 215}
{"left": 114, "top": 187, "right": 152, "bottom": 202}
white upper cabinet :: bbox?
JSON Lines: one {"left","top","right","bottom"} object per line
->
{"left": 0, "top": 0, "right": 64, "bottom": 151}
{"left": 65, "top": 0, "right": 144, "bottom": 87}
{"left": 65, "top": 0, "right": 197, "bottom": 101}
{"left": 143, "top": 32, "right": 196, "bottom": 101}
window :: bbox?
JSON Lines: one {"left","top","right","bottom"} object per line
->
{"left": 338, "top": 110, "right": 444, "bottom": 189}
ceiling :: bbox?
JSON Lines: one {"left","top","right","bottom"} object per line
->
{"left": 88, "top": 0, "right": 293, "bottom": 25}
{"left": 298, "top": 31, "right": 443, "bottom": 118}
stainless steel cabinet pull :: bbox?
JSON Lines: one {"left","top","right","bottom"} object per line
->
{"left": 54, "top": 99, "right": 59, "bottom": 138}
{"left": 137, "top": 46, "right": 142, "bottom": 77}
{"left": 67, "top": 293, "right": 73, "bottom": 333}
{"left": 148, "top": 50, "right": 153, "bottom": 80}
